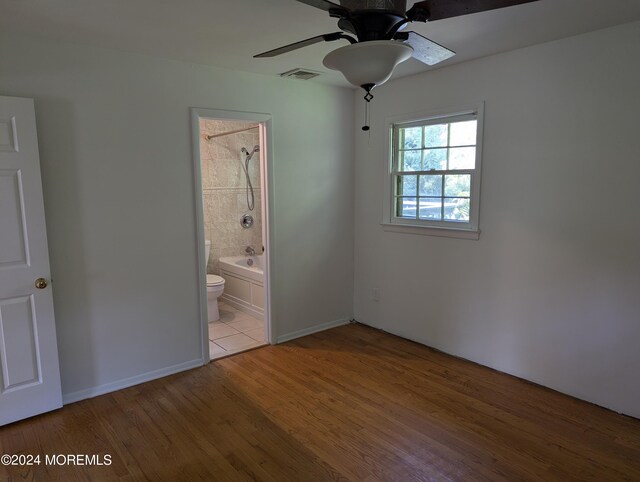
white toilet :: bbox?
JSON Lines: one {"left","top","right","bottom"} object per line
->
{"left": 204, "top": 240, "right": 225, "bottom": 321}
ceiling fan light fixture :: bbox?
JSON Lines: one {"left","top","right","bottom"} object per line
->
{"left": 322, "top": 40, "right": 414, "bottom": 88}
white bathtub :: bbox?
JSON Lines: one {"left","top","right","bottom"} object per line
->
{"left": 219, "top": 255, "right": 264, "bottom": 318}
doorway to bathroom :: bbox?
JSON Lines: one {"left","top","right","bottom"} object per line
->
{"left": 191, "top": 109, "right": 272, "bottom": 361}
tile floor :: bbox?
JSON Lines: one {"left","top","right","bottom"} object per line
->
{"left": 209, "top": 301, "right": 266, "bottom": 360}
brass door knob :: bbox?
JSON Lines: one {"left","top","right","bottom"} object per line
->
{"left": 35, "top": 278, "right": 48, "bottom": 289}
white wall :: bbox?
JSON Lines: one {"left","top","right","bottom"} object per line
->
{"left": 354, "top": 22, "right": 640, "bottom": 418}
{"left": 0, "top": 33, "right": 355, "bottom": 400}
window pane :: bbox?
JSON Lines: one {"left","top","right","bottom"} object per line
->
{"left": 396, "top": 175, "right": 417, "bottom": 196}
{"left": 419, "top": 198, "right": 442, "bottom": 220}
{"left": 396, "top": 197, "right": 417, "bottom": 218}
{"left": 419, "top": 175, "right": 442, "bottom": 196}
{"left": 401, "top": 150, "right": 421, "bottom": 172}
{"left": 444, "top": 174, "right": 471, "bottom": 197}
{"left": 449, "top": 147, "right": 476, "bottom": 170}
{"left": 424, "top": 124, "right": 448, "bottom": 148}
{"left": 402, "top": 127, "right": 422, "bottom": 150}
{"left": 424, "top": 148, "right": 447, "bottom": 170}
{"left": 444, "top": 198, "right": 470, "bottom": 222}
{"left": 450, "top": 120, "right": 477, "bottom": 146}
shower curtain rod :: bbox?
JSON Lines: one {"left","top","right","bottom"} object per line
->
{"left": 205, "top": 124, "right": 259, "bottom": 141}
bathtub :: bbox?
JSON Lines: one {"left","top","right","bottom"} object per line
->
{"left": 219, "top": 255, "right": 264, "bottom": 318}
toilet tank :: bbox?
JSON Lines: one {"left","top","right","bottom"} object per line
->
{"left": 204, "top": 240, "right": 211, "bottom": 270}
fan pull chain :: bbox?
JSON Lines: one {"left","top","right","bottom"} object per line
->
{"left": 363, "top": 99, "right": 370, "bottom": 131}
{"left": 362, "top": 84, "right": 374, "bottom": 132}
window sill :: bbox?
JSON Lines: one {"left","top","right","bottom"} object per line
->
{"left": 381, "top": 222, "right": 480, "bottom": 240}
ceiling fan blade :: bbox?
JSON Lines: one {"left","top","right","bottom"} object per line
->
{"left": 395, "top": 31, "right": 455, "bottom": 65}
{"left": 408, "top": 0, "right": 538, "bottom": 22}
{"left": 295, "top": 0, "right": 350, "bottom": 14}
{"left": 254, "top": 33, "right": 352, "bottom": 58}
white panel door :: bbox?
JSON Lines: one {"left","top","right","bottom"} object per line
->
{"left": 0, "top": 96, "right": 62, "bottom": 425}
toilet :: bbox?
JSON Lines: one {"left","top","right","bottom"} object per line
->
{"left": 204, "top": 240, "right": 225, "bottom": 321}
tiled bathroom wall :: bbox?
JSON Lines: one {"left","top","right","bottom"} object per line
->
{"left": 200, "top": 119, "right": 262, "bottom": 275}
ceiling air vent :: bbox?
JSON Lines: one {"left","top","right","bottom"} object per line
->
{"left": 279, "top": 68, "right": 321, "bottom": 80}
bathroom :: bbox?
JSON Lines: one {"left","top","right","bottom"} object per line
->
{"left": 199, "top": 117, "right": 268, "bottom": 360}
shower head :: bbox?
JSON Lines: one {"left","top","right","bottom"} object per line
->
{"left": 241, "top": 145, "right": 260, "bottom": 161}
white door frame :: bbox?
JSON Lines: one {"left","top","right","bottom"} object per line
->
{"left": 190, "top": 108, "right": 274, "bottom": 363}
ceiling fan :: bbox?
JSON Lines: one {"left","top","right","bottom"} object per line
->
{"left": 255, "top": 0, "right": 538, "bottom": 129}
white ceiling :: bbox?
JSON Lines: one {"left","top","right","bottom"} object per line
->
{"left": 2, "top": 0, "right": 640, "bottom": 87}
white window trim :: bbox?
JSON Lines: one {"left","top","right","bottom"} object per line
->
{"left": 381, "top": 102, "right": 485, "bottom": 240}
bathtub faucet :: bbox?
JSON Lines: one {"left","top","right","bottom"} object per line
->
{"left": 245, "top": 246, "right": 256, "bottom": 256}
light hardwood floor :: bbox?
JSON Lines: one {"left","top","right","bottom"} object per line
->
{"left": 1, "top": 323, "right": 639, "bottom": 481}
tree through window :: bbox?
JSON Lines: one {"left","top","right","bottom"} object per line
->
{"left": 389, "top": 106, "right": 483, "bottom": 234}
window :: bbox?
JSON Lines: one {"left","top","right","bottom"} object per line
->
{"left": 385, "top": 105, "right": 483, "bottom": 238}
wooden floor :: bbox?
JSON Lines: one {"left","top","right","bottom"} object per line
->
{"left": 1, "top": 324, "right": 639, "bottom": 481}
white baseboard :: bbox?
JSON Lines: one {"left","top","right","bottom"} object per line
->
{"left": 62, "top": 358, "right": 204, "bottom": 405}
{"left": 276, "top": 318, "right": 351, "bottom": 344}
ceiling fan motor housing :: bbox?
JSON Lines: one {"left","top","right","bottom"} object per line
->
{"left": 336, "top": 0, "right": 410, "bottom": 41}
{"left": 338, "top": 12, "right": 407, "bottom": 41}
{"left": 339, "top": 0, "right": 407, "bottom": 14}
